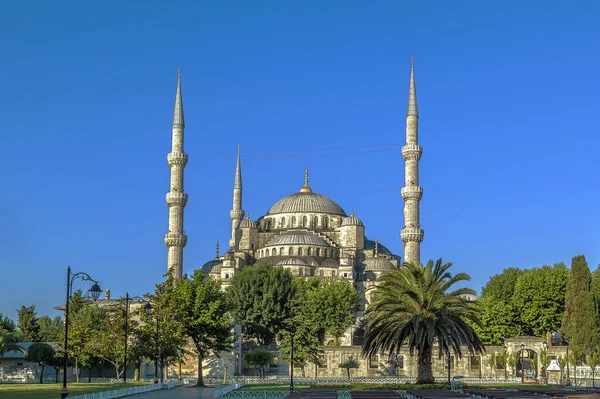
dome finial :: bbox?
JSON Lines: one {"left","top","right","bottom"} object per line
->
{"left": 300, "top": 165, "right": 312, "bottom": 193}
{"left": 351, "top": 208, "right": 355, "bottom": 217}
{"left": 215, "top": 241, "right": 220, "bottom": 259}
{"left": 374, "top": 239, "right": 379, "bottom": 256}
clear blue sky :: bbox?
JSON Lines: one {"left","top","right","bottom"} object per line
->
{"left": 1, "top": 0, "right": 599, "bottom": 321}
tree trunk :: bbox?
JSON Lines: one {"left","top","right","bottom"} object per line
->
{"left": 134, "top": 362, "right": 141, "bottom": 381}
{"left": 55, "top": 368, "right": 59, "bottom": 383}
{"left": 39, "top": 365, "right": 44, "bottom": 384}
{"left": 346, "top": 368, "right": 350, "bottom": 379}
{"left": 195, "top": 353, "right": 204, "bottom": 386}
{"left": 88, "top": 367, "right": 92, "bottom": 383}
{"left": 314, "top": 363, "right": 317, "bottom": 380}
{"left": 416, "top": 346, "right": 434, "bottom": 384}
{"left": 223, "top": 363, "right": 228, "bottom": 384}
{"left": 178, "top": 362, "right": 182, "bottom": 381}
{"left": 75, "top": 357, "right": 79, "bottom": 383}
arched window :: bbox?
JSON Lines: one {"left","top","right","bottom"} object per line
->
{"left": 307, "top": 248, "right": 312, "bottom": 256}
{"left": 298, "top": 247, "right": 303, "bottom": 256}
{"left": 320, "top": 270, "right": 324, "bottom": 277}
{"left": 266, "top": 249, "right": 270, "bottom": 256}
{"left": 292, "top": 216, "right": 296, "bottom": 227}
{"left": 281, "top": 217, "right": 286, "bottom": 228}
{"left": 332, "top": 270, "right": 336, "bottom": 277}
{"left": 316, "top": 248, "right": 321, "bottom": 256}
{"left": 324, "top": 217, "right": 329, "bottom": 228}
{"left": 280, "top": 247, "right": 284, "bottom": 255}
{"left": 266, "top": 220, "right": 271, "bottom": 231}
{"left": 352, "top": 328, "right": 365, "bottom": 346}
{"left": 314, "top": 216, "right": 319, "bottom": 227}
{"left": 261, "top": 250, "right": 264, "bottom": 257}
{"left": 299, "top": 269, "right": 304, "bottom": 276}
{"left": 302, "top": 216, "right": 307, "bottom": 227}
{"left": 289, "top": 247, "right": 293, "bottom": 255}
{"left": 325, "top": 249, "right": 329, "bottom": 257}
{"left": 272, "top": 248, "right": 277, "bottom": 256}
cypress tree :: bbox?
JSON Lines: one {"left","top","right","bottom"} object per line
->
{"left": 562, "top": 255, "right": 599, "bottom": 358}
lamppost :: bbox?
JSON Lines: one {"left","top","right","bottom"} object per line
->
{"left": 61, "top": 266, "right": 102, "bottom": 399}
{"left": 144, "top": 303, "right": 160, "bottom": 384}
{"left": 288, "top": 324, "right": 296, "bottom": 393}
{"left": 520, "top": 344, "right": 525, "bottom": 384}
{"left": 503, "top": 345, "right": 508, "bottom": 380}
{"left": 542, "top": 341, "right": 547, "bottom": 383}
{"left": 447, "top": 348, "right": 451, "bottom": 386}
{"left": 122, "top": 293, "right": 148, "bottom": 383}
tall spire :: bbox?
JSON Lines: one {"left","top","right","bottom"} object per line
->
{"left": 173, "top": 66, "right": 185, "bottom": 126}
{"left": 300, "top": 165, "right": 312, "bottom": 193}
{"left": 165, "top": 67, "right": 189, "bottom": 279}
{"left": 234, "top": 144, "right": 242, "bottom": 189}
{"left": 407, "top": 56, "right": 418, "bottom": 117}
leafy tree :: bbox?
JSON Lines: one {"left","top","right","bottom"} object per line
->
{"left": 362, "top": 259, "right": 484, "bottom": 384}
{"left": 477, "top": 268, "right": 524, "bottom": 345}
{"left": 592, "top": 265, "right": 600, "bottom": 304}
{"left": 37, "top": 316, "right": 63, "bottom": 343}
{"left": 17, "top": 305, "right": 40, "bottom": 342}
{"left": 508, "top": 351, "right": 520, "bottom": 376}
{"left": 339, "top": 357, "right": 359, "bottom": 379}
{"left": 65, "top": 302, "right": 105, "bottom": 381}
{"left": 488, "top": 352, "right": 496, "bottom": 377}
{"left": 25, "top": 342, "right": 56, "bottom": 383}
{"left": 245, "top": 348, "right": 274, "bottom": 378}
{"left": 171, "top": 270, "right": 233, "bottom": 386}
{"left": 557, "top": 355, "right": 567, "bottom": 383}
{"left": 562, "top": 255, "right": 600, "bottom": 356}
{"left": 568, "top": 347, "right": 584, "bottom": 386}
{"left": 227, "top": 264, "right": 296, "bottom": 345}
{"left": 497, "top": 351, "right": 508, "bottom": 379}
{"left": 278, "top": 323, "right": 323, "bottom": 378}
{"left": 512, "top": 264, "right": 569, "bottom": 337}
{"left": 0, "top": 313, "right": 17, "bottom": 333}
{"left": 88, "top": 309, "right": 125, "bottom": 379}
{"left": 540, "top": 349, "right": 551, "bottom": 383}
{"left": 588, "top": 351, "right": 599, "bottom": 388}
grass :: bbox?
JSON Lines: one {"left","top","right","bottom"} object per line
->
{"left": 0, "top": 382, "right": 149, "bottom": 399}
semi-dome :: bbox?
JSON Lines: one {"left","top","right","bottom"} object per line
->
{"left": 306, "top": 257, "right": 319, "bottom": 267}
{"left": 201, "top": 259, "right": 222, "bottom": 274}
{"left": 268, "top": 231, "right": 329, "bottom": 247}
{"left": 364, "top": 238, "right": 392, "bottom": 255}
{"left": 266, "top": 167, "right": 346, "bottom": 216}
{"left": 321, "top": 259, "right": 339, "bottom": 268}
{"left": 239, "top": 216, "right": 256, "bottom": 228}
{"left": 277, "top": 257, "right": 309, "bottom": 266}
{"left": 363, "top": 257, "right": 395, "bottom": 272}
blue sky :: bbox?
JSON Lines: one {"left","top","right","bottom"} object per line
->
{"left": 1, "top": 0, "right": 599, "bottom": 320}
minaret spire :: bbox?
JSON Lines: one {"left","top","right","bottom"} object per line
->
{"left": 300, "top": 165, "right": 312, "bottom": 193}
{"left": 165, "top": 67, "right": 189, "bottom": 278}
{"left": 215, "top": 241, "right": 220, "bottom": 259}
{"left": 400, "top": 57, "right": 424, "bottom": 265}
{"left": 229, "top": 145, "right": 244, "bottom": 249}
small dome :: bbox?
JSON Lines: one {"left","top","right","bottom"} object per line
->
{"left": 239, "top": 217, "right": 256, "bottom": 228}
{"left": 305, "top": 257, "right": 319, "bottom": 267}
{"left": 341, "top": 214, "right": 363, "bottom": 227}
{"left": 267, "top": 192, "right": 346, "bottom": 216}
{"left": 277, "top": 257, "right": 308, "bottom": 266}
{"left": 321, "top": 259, "right": 339, "bottom": 268}
{"left": 268, "top": 231, "right": 329, "bottom": 247}
{"left": 364, "top": 238, "right": 392, "bottom": 255}
{"left": 363, "top": 257, "right": 395, "bottom": 272}
{"left": 201, "top": 259, "right": 222, "bottom": 274}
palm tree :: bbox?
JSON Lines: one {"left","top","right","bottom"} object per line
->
{"left": 0, "top": 330, "right": 25, "bottom": 356}
{"left": 362, "top": 259, "right": 485, "bottom": 384}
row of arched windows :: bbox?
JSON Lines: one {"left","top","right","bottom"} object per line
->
{"left": 263, "top": 215, "right": 338, "bottom": 231}
{"left": 258, "top": 247, "right": 339, "bottom": 258}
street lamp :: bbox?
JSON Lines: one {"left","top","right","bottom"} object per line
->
{"left": 503, "top": 345, "right": 508, "bottom": 380}
{"left": 288, "top": 324, "right": 296, "bottom": 393}
{"left": 61, "top": 266, "right": 102, "bottom": 399}
{"left": 144, "top": 303, "right": 159, "bottom": 384}
{"left": 122, "top": 293, "right": 148, "bottom": 383}
{"left": 520, "top": 344, "right": 525, "bottom": 384}
{"left": 447, "top": 348, "right": 451, "bottom": 386}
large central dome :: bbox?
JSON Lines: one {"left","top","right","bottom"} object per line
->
{"left": 266, "top": 167, "right": 346, "bottom": 216}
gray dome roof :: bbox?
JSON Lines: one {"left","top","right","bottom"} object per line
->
{"left": 277, "top": 257, "right": 308, "bottom": 266}
{"left": 321, "top": 259, "right": 339, "bottom": 268}
{"left": 268, "top": 231, "right": 329, "bottom": 247}
{"left": 267, "top": 192, "right": 346, "bottom": 216}
{"left": 363, "top": 257, "right": 395, "bottom": 272}
{"left": 201, "top": 259, "right": 222, "bottom": 274}
{"left": 341, "top": 214, "right": 363, "bottom": 227}
{"left": 239, "top": 217, "right": 256, "bottom": 228}
{"left": 364, "top": 238, "right": 392, "bottom": 255}
{"left": 306, "top": 257, "right": 319, "bottom": 267}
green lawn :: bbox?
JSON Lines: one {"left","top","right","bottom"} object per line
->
{"left": 0, "top": 382, "right": 149, "bottom": 399}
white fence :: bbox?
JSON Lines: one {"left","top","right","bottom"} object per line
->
{"left": 236, "top": 376, "right": 523, "bottom": 385}
{"left": 214, "top": 381, "right": 246, "bottom": 399}
{"left": 69, "top": 380, "right": 185, "bottom": 399}
{"left": 218, "top": 392, "right": 290, "bottom": 399}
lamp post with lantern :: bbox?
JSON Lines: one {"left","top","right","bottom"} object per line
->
{"left": 520, "top": 344, "right": 525, "bottom": 384}
{"left": 60, "top": 266, "right": 102, "bottom": 399}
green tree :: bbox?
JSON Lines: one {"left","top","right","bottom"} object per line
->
{"left": 512, "top": 264, "right": 569, "bottom": 338}
{"left": 227, "top": 264, "right": 296, "bottom": 345}
{"left": 309, "top": 279, "right": 359, "bottom": 345}
{"left": 588, "top": 351, "right": 599, "bottom": 388}
{"left": 592, "top": 265, "right": 600, "bottom": 304}
{"left": 568, "top": 347, "right": 584, "bottom": 386}
{"left": 339, "top": 357, "right": 359, "bottom": 379}
{"left": 540, "top": 349, "right": 551, "bottom": 383}
{"left": 562, "top": 255, "right": 600, "bottom": 355}
{"left": 557, "top": 355, "right": 567, "bottom": 383}
{"left": 0, "top": 313, "right": 17, "bottom": 333}
{"left": 37, "top": 316, "right": 63, "bottom": 343}
{"left": 65, "top": 301, "right": 105, "bottom": 382}
{"left": 17, "top": 305, "right": 40, "bottom": 342}
{"left": 477, "top": 268, "right": 524, "bottom": 345}
{"left": 497, "top": 351, "right": 508, "bottom": 379}
{"left": 0, "top": 330, "right": 25, "bottom": 356}
{"left": 88, "top": 309, "right": 126, "bottom": 379}
{"left": 508, "top": 351, "right": 520, "bottom": 376}
{"left": 171, "top": 270, "right": 233, "bottom": 386}
{"left": 362, "top": 259, "right": 485, "bottom": 384}
{"left": 245, "top": 348, "right": 274, "bottom": 378}
{"left": 25, "top": 342, "right": 56, "bottom": 383}
{"left": 488, "top": 352, "right": 496, "bottom": 377}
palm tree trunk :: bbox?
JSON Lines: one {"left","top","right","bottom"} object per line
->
{"left": 417, "top": 345, "right": 434, "bottom": 384}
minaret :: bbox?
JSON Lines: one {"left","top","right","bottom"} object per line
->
{"left": 164, "top": 67, "right": 188, "bottom": 279}
{"left": 229, "top": 145, "right": 244, "bottom": 249}
{"left": 400, "top": 57, "right": 424, "bottom": 265}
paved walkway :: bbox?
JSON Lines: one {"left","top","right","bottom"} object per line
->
{"left": 134, "top": 384, "right": 216, "bottom": 398}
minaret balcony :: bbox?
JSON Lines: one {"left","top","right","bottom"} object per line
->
{"left": 166, "top": 192, "right": 188, "bottom": 207}
{"left": 167, "top": 152, "right": 189, "bottom": 167}
{"left": 229, "top": 209, "right": 244, "bottom": 220}
{"left": 401, "top": 186, "right": 423, "bottom": 201}
{"left": 400, "top": 227, "right": 424, "bottom": 243}
{"left": 164, "top": 233, "right": 188, "bottom": 247}
{"left": 401, "top": 145, "right": 422, "bottom": 161}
